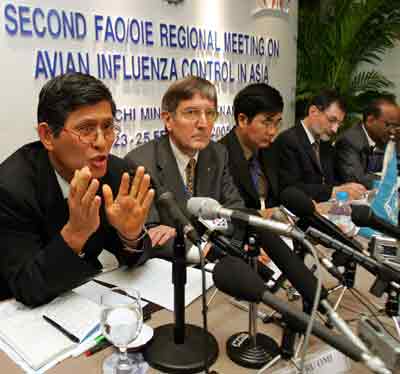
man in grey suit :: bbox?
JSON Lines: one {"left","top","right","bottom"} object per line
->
{"left": 125, "top": 76, "right": 244, "bottom": 248}
{"left": 335, "top": 96, "right": 399, "bottom": 189}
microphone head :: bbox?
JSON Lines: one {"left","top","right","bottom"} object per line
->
{"left": 213, "top": 256, "right": 264, "bottom": 303}
{"left": 280, "top": 187, "right": 315, "bottom": 217}
{"left": 351, "top": 205, "right": 372, "bottom": 227}
{"left": 187, "top": 197, "right": 221, "bottom": 219}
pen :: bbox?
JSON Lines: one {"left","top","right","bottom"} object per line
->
{"left": 72, "top": 335, "right": 105, "bottom": 357}
{"left": 85, "top": 339, "right": 111, "bottom": 357}
{"left": 43, "top": 315, "right": 80, "bottom": 343}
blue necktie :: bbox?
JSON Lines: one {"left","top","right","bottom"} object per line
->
{"left": 249, "top": 155, "right": 262, "bottom": 191}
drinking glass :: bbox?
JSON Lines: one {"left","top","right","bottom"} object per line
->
{"left": 100, "top": 287, "right": 143, "bottom": 374}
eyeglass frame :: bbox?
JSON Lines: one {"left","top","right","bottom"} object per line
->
{"left": 173, "top": 108, "right": 219, "bottom": 123}
{"left": 61, "top": 123, "right": 121, "bottom": 145}
{"left": 318, "top": 108, "right": 343, "bottom": 127}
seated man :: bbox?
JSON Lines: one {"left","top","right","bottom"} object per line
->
{"left": 125, "top": 77, "right": 320, "bottom": 294}
{"left": 0, "top": 73, "right": 154, "bottom": 306}
{"left": 274, "top": 89, "right": 366, "bottom": 202}
{"left": 335, "top": 95, "right": 399, "bottom": 189}
{"left": 219, "top": 83, "right": 283, "bottom": 217}
{"left": 125, "top": 76, "right": 245, "bottom": 250}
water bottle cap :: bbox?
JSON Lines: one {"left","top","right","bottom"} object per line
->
{"left": 336, "top": 191, "right": 349, "bottom": 201}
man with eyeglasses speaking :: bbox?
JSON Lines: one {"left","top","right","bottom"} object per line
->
{"left": 273, "top": 89, "right": 366, "bottom": 202}
{"left": 0, "top": 73, "right": 154, "bottom": 306}
{"left": 125, "top": 76, "right": 244, "bottom": 251}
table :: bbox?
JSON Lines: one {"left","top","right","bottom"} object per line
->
{"left": 0, "top": 263, "right": 394, "bottom": 373}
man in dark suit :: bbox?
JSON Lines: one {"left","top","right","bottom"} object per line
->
{"left": 219, "top": 83, "right": 283, "bottom": 217}
{"left": 0, "top": 73, "right": 154, "bottom": 306}
{"left": 335, "top": 96, "right": 399, "bottom": 189}
{"left": 274, "top": 89, "right": 366, "bottom": 202}
{"left": 125, "top": 76, "right": 244, "bottom": 249}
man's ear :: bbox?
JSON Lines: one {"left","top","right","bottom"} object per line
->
{"left": 161, "top": 111, "right": 173, "bottom": 133}
{"left": 237, "top": 113, "right": 248, "bottom": 129}
{"left": 37, "top": 122, "right": 55, "bottom": 151}
{"left": 365, "top": 114, "right": 378, "bottom": 127}
{"left": 308, "top": 105, "right": 320, "bottom": 118}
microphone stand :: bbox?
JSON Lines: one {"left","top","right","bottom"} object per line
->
{"left": 143, "top": 224, "right": 219, "bottom": 373}
{"left": 226, "top": 226, "right": 280, "bottom": 369}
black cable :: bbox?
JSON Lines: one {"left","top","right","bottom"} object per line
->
{"left": 197, "top": 244, "right": 219, "bottom": 374}
{"left": 348, "top": 288, "right": 400, "bottom": 344}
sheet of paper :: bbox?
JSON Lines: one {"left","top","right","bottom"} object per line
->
{"left": 0, "top": 309, "right": 75, "bottom": 370}
{"left": 43, "top": 292, "right": 101, "bottom": 342}
{"left": 73, "top": 280, "right": 148, "bottom": 309}
{"left": 95, "top": 259, "right": 214, "bottom": 311}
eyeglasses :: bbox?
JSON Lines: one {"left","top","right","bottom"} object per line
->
{"left": 258, "top": 115, "right": 282, "bottom": 128}
{"left": 175, "top": 108, "right": 219, "bottom": 123}
{"left": 62, "top": 123, "right": 121, "bottom": 145}
{"left": 320, "top": 110, "right": 342, "bottom": 126}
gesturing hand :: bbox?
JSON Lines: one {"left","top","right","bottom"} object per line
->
{"left": 103, "top": 166, "right": 155, "bottom": 240}
{"left": 62, "top": 166, "right": 101, "bottom": 253}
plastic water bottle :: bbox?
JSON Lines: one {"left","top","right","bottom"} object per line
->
{"left": 327, "top": 191, "right": 357, "bottom": 236}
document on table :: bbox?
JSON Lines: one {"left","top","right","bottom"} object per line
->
{"left": 95, "top": 258, "right": 214, "bottom": 311}
{"left": 0, "top": 291, "right": 102, "bottom": 372}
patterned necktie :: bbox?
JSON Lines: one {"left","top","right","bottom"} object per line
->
{"left": 185, "top": 158, "right": 196, "bottom": 195}
{"left": 312, "top": 140, "right": 321, "bottom": 169}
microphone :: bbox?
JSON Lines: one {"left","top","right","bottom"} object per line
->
{"left": 213, "top": 257, "right": 390, "bottom": 373}
{"left": 187, "top": 197, "right": 305, "bottom": 242}
{"left": 306, "top": 226, "right": 400, "bottom": 296}
{"left": 157, "top": 192, "right": 201, "bottom": 245}
{"left": 188, "top": 197, "right": 329, "bottom": 307}
{"left": 197, "top": 217, "right": 276, "bottom": 284}
{"left": 351, "top": 205, "right": 400, "bottom": 240}
{"left": 280, "top": 187, "right": 365, "bottom": 263}
{"left": 252, "top": 227, "right": 328, "bottom": 307}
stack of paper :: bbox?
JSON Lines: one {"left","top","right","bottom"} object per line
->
{"left": 95, "top": 258, "right": 214, "bottom": 311}
{"left": 0, "top": 291, "right": 101, "bottom": 371}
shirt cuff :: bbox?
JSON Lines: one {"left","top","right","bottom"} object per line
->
{"left": 118, "top": 227, "right": 148, "bottom": 253}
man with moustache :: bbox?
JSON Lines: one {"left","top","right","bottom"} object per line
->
{"left": 336, "top": 95, "right": 400, "bottom": 189}
{"left": 0, "top": 73, "right": 154, "bottom": 306}
{"left": 274, "top": 89, "right": 366, "bottom": 202}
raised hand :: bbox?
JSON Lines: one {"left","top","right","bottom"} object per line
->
{"left": 61, "top": 166, "right": 101, "bottom": 253}
{"left": 103, "top": 166, "right": 155, "bottom": 241}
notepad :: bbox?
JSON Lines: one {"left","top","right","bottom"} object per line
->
{"left": 44, "top": 292, "right": 101, "bottom": 342}
{"left": 0, "top": 291, "right": 101, "bottom": 371}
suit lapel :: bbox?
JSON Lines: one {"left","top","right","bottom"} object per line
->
{"left": 37, "top": 149, "right": 69, "bottom": 238}
{"left": 356, "top": 123, "right": 371, "bottom": 167}
{"left": 155, "top": 137, "right": 188, "bottom": 211}
{"left": 226, "top": 131, "right": 259, "bottom": 202}
{"left": 195, "top": 145, "right": 217, "bottom": 199}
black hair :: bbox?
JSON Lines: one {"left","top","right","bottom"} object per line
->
{"left": 362, "top": 94, "right": 397, "bottom": 123}
{"left": 309, "top": 88, "right": 346, "bottom": 114}
{"left": 233, "top": 83, "right": 283, "bottom": 125}
{"left": 37, "top": 73, "right": 116, "bottom": 136}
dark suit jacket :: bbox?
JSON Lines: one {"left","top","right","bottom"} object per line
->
{"left": 219, "top": 129, "right": 280, "bottom": 209}
{"left": 274, "top": 123, "right": 338, "bottom": 202}
{"left": 124, "top": 135, "right": 245, "bottom": 226}
{"left": 335, "top": 123, "right": 379, "bottom": 189}
{"left": 0, "top": 141, "right": 150, "bottom": 307}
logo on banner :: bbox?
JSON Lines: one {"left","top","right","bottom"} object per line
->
{"left": 256, "top": 0, "right": 291, "bottom": 14}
